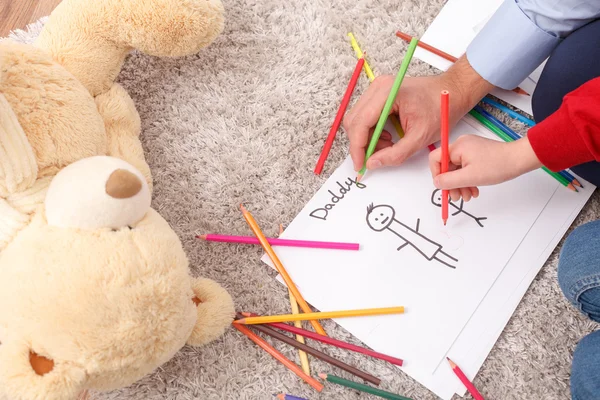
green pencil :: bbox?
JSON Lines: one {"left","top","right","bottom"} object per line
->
{"left": 319, "top": 373, "right": 412, "bottom": 400}
{"left": 468, "top": 109, "right": 577, "bottom": 192}
{"left": 357, "top": 37, "right": 419, "bottom": 180}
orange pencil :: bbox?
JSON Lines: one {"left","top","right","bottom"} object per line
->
{"left": 447, "top": 357, "right": 484, "bottom": 400}
{"left": 240, "top": 205, "right": 327, "bottom": 336}
{"left": 395, "top": 31, "right": 529, "bottom": 96}
{"left": 440, "top": 90, "right": 449, "bottom": 226}
{"left": 232, "top": 323, "right": 324, "bottom": 392}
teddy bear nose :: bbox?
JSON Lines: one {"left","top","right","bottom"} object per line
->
{"left": 105, "top": 169, "right": 143, "bottom": 199}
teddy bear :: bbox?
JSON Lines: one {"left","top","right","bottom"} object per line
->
{"left": 0, "top": 156, "right": 235, "bottom": 400}
{"left": 0, "top": 0, "right": 235, "bottom": 399}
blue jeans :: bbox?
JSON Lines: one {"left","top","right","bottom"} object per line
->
{"left": 558, "top": 220, "right": 600, "bottom": 400}
{"left": 532, "top": 18, "right": 600, "bottom": 187}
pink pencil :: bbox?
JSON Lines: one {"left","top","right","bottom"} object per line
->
{"left": 240, "top": 313, "right": 403, "bottom": 366}
{"left": 197, "top": 234, "right": 360, "bottom": 251}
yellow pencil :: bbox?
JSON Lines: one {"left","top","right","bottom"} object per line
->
{"left": 289, "top": 289, "right": 311, "bottom": 375}
{"left": 234, "top": 306, "right": 405, "bottom": 325}
{"left": 347, "top": 32, "right": 404, "bottom": 139}
{"left": 279, "top": 224, "right": 311, "bottom": 376}
{"left": 240, "top": 205, "right": 327, "bottom": 336}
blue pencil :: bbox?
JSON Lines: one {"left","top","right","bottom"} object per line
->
{"left": 482, "top": 97, "right": 536, "bottom": 126}
{"left": 276, "top": 395, "right": 308, "bottom": 400}
{"left": 473, "top": 106, "right": 583, "bottom": 188}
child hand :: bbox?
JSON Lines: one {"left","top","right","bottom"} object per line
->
{"left": 429, "top": 135, "right": 542, "bottom": 201}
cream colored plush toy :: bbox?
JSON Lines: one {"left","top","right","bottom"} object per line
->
{"left": 0, "top": 0, "right": 235, "bottom": 399}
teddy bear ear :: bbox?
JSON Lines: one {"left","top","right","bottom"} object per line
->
{"left": 0, "top": 340, "right": 87, "bottom": 400}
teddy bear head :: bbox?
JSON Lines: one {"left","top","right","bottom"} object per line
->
{"left": 0, "top": 157, "right": 199, "bottom": 400}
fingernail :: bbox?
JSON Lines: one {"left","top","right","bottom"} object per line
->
{"left": 369, "top": 160, "right": 382, "bottom": 170}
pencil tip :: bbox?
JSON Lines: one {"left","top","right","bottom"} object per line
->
{"left": 241, "top": 312, "right": 252, "bottom": 317}
{"left": 573, "top": 179, "right": 583, "bottom": 188}
{"left": 568, "top": 184, "right": 578, "bottom": 192}
{"left": 318, "top": 373, "right": 327, "bottom": 379}
{"left": 443, "top": 220, "right": 447, "bottom": 226}
{"left": 198, "top": 234, "right": 207, "bottom": 240}
{"left": 356, "top": 174, "right": 363, "bottom": 183}
{"left": 446, "top": 357, "right": 456, "bottom": 368}
{"left": 276, "top": 395, "right": 285, "bottom": 400}
{"left": 240, "top": 204, "right": 247, "bottom": 212}
{"left": 279, "top": 224, "right": 284, "bottom": 235}
{"left": 232, "top": 319, "right": 244, "bottom": 324}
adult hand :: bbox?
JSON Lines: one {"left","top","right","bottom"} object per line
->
{"left": 343, "top": 56, "right": 495, "bottom": 172}
{"left": 428, "top": 135, "right": 542, "bottom": 201}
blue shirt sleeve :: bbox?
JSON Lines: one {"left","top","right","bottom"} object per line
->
{"left": 466, "top": 0, "right": 600, "bottom": 90}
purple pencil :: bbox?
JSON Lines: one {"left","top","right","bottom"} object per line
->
{"left": 276, "top": 395, "right": 308, "bottom": 400}
{"left": 197, "top": 234, "right": 359, "bottom": 251}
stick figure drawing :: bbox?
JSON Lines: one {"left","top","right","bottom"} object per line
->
{"left": 431, "top": 189, "right": 487, "bottom": 228}
{"left": 366, "top": 203, "right": 458, "bottom": 269}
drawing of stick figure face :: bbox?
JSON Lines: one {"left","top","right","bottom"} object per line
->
{"left": 366, "top": 204, "right": 395, "bottom": 232}
{"left": 431, "top": 189, "right": 442, "bottom": 207}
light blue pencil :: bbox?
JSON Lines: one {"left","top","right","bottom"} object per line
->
{"left": 482, "top": 97, "right": 536, "bottom": 126}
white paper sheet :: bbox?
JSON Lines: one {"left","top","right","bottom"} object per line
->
{"left": 414, "top": 0, "right": 537, "bottom": 115}
{"left": 262, "top": 119, "right": 559, "bottom": 378}
{"left": 390, "top": 118, "right": 595, "bottom": 399}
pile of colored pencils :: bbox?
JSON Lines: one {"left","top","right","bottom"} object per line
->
{"left": 199, "top": 204, "right": 408, "bottom": 397}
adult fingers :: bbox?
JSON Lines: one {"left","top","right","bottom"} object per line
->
{"left": 366, "top": 132, "right": 423, "bottom": 169}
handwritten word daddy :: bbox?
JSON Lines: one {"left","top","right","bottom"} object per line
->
{"left": 309, "top": 177, "right": 366, "bottom": 221}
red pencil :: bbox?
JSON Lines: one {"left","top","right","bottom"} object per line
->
{"left": 240, "top": 312, "right": 403, "bottom": 366}
{"left": 314, "top": 57, "right": 365, "bottom": 175}
{"left": 447, "top": 357, "right": 484, "bottom": 400}
{"left": 395, "top": 31, "right": 529, "bottom": 96}
{"left": 440, "top": 90, "right": 449, "bottom": 226}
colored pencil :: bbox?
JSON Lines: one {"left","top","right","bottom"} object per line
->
{"left": 468, "top": 109, "right": 577, "bottom": 192}
{"left": 319, "top": 373, "right": 412, "bottom": 400}
{"left": 245, "top": 321, "right": 381, "bottom": 385}
{"left": 232, "top": 323, "right": 324, "bottom": 392}
{"left": 481, "top": 97, "right": 535, "bottom": 126}
{"left": 358, "top": 37, "right": 419, "bottom": 180}
{"left": 447, "top": 358, "right": 484, "bottom": 400}
{"left": 276, "top": 395, "right": 308, "bottom": 400}
{"left": 239, "top": 205, "right": 327, "bottom": 336}
{"left": 314, "top": 57, "right": 365, "bottom": 175}
{"left": 280, "top": 225, "right": 311, "bottom": 377}
{"left": 348, "top": 32, "right": 376, "bottom": 81}
{"left": 472, "top": 106, "right": 580, "bottom": 190}
{"left": 348, "top": 32, "right": 435, "bottom": 153}
{"left": 395, "top": 31, "right": 529, "bottom": 96}
{"left": 241, "top": 313, "right": 404, "bottom": 366}
{"left": 348, "top": 33, "right": 404, "bottom": 139}
{"left": 235, "top": 306, "right": 405, "bottom": 325}
{"left": 440, "top": 90, "right": 450, "bottom": 226}
{"left": 197, "top": 234, "right": 360, "bottom": 251}
{"left": 473, "top": 105, "right": 582, "bottom": 188}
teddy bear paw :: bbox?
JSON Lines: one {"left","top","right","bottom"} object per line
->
{"left": 187, "top": 278, "right": 235, "bottom": 346}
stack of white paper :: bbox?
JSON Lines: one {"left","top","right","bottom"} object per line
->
{"left": 262, "top": 118, "right": 594, "bottom": 399}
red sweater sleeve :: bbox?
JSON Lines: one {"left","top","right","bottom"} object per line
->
{"left": 528, "top": 77, "right": 600, "bottom": 172}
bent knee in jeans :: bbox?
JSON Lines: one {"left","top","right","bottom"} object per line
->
{"left": 558, "top": 221, "right": 600, "bottom": 323}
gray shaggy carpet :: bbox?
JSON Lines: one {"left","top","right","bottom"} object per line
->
{"left": 7, "top": 1, "right": 599, "bottom": 398}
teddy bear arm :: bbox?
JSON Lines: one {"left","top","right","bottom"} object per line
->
{"left": 0, "top": 94, "right": 38, "bottom": 197}
{"left": 187, "top": 278, "right": 235, "bottom": 347}
{"left": 35, "top": 0, "right": 224, "bottom": 98}
{"left": 95, "top": 84, "right": 153, "bottom": 190}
